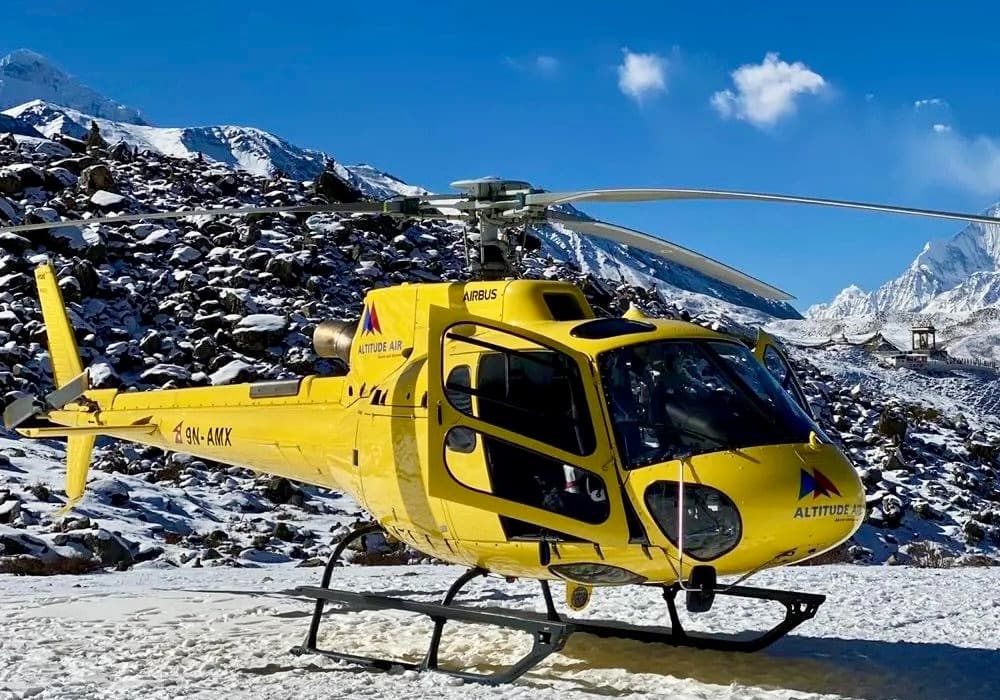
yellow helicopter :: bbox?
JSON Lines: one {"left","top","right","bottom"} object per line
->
{"left": 4, "top": 178, "right": 998, "bottom": 684}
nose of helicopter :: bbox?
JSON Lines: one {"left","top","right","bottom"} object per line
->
{"left": 632, "top": 442, "right": 866, "bottom": 576}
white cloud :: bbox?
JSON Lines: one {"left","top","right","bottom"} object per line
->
{"left": 504, "top": 54, "right": 560, "bottom": 77}
{"left": 932, "top": 123, "right": 952, "bottom": 133}
{"left": 909, "top": 128, "right": 1000, "bottom": 195}
{"left": 914, "top": 97, "right": 948, "bottom": 109}
{"left": 711, "top": 52, "right": 826, "bottom": 128}
{"left": 617, "top": 49, "right": 667, "bottom": 102}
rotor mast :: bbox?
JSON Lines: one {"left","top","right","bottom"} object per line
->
{"left": 449, "top": 177, "right": 543, "bottom": 280}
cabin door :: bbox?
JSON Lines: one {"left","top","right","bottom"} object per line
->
{"left": 425, "top": 306, "right": 630, "bottom": 544}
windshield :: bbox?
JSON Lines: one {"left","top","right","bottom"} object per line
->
{"left": 598, "top": 340, "right": 818, "bottom": 468}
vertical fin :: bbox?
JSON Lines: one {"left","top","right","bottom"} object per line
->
{"left": 57, "top": 435, "right": 96, "bottom": 515}
{"left": 34, "top": 262, "right": 83, "bottom": 388}
{"left": 34, "top": 262, "right": 93, "bottom": 512}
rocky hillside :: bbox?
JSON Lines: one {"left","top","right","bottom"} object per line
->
{"left": 2, "top": 121, "right": 1000, "bottom": 575}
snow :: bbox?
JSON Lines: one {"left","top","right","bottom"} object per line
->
{"left": 0, "top": 50, "right": 147, "bottom": 125}
{"left": 235, "top": 314, "right": 287, "bottom": 333}
{"left": 210, "top": 359, "right": 253, "bottom": 386}
{"left": 0, "top": 563, "right": 997, "bottom": 699}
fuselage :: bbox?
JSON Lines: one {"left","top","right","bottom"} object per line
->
{"left": 33, "top": 279, "right": 865, "bottom": 585}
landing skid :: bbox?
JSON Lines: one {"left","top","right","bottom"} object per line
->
{"left": 290, "top": 526, "right": 826, "bottom": 685}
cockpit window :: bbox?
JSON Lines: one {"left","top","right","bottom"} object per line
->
{"left": 598, "top": 340, "right": 818, "bottom": 468}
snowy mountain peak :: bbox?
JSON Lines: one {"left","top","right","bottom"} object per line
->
{"left": 0, "top": 49, "right": 148, "bottom": 125}
{"left": 809, "top": 203, "right": 1000, "bottom": 320}
{"left": 806, "top": 283, "right": 877, "bottom": 319}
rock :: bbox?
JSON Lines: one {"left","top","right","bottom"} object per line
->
{"left": 139, "top": 329, "right": 163, "bottom": 354}
{"left": 86, "top": 121, "right": 107, "bottom": 150}
{"left": 72, "top": 259, "right": 100, "bottom": 296}
{"left": 210, "top": 359, "right": 253, "bottom": 385}
{"left": 0, "top": 170, "right": 22, "bottom": 195}
{"left": 44, "top": 167, "right": 78, "bottom": 191}
{"left": 312, "top": 170, "right": 360, "bottom": 202}
{"left": 876, "top": 411, "right": 908, "bottom": 445}
{"left": 6, "top": 164, "right": 45, "bottom": 188}
{"left": 60, "top": 515, "right": 93, "bottom": 531}
{"left": 232, "top": 314, "right": 288, "bottom": 353}
{"left": 170, "top": 245, "right": 202, "bottom": 264}
{"left": 861, "top": 466, "right": 882, "bottom": 488}
{"left": 0, "top": 528, "right": 54, "bottom": 558}
{"left": 54, "top": 134, "right": 88, "bottom": 154}
{"left": 262, "top": 476, "right": 302, "bottom": 505}
{"left": 884, "top": 448, "right": 908, "bottom": 472}
{"left": 90, "top": 478, "right": 131, "bottom": 507}
{"left": 109, "top": 140, "right": 133, "bottom": 162}
{"left": 0, "top": 499, "right": 21, "bottom": 524}
{"left": 913, "top": 501, "right": 941, "bottom": 520}
{"left": 964, "top": 520, "right": 987, "bottom": 544}
{"left": 90, "top": 190, "right": 128, "bottom": 209}
{"left": 0, "top": 232, "right": 30, "bottom": 254}
{"left": 0, "top": 196, "right": 17, "bottom": 222}
{"left": 140, "top": 363, "right": 191, "bottom": 386}
{"left": 882, "top": 495, "right": 904, "bottom": 528}
{"left": 966, "top": 440, "right": 998, "bottom": 462}
{"left": 273, "top": 522, "right": 295, "bottom": 541}
{"left": 52, "top": 156, "right": 96, "bottom": 174}
{"left": 80, "top": 164, "right": 115, "bottom": 193}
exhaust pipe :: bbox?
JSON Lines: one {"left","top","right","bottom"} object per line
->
{"left": 313, "top": 320, "right": 355, "bottom": 364}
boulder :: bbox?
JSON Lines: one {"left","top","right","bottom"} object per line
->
{"left": 90, "top": 190, "right": 128, "bottom": 209}
{"left": 0, "top": 170, "right": 21, "bottom": 195}
{"left": 877, "top": 411, "right": 908, "bottom": 445}
{"left": 80, "top": 164, "right": 115, "bottom": 194}
{"left": 312, "top": 170, "right": 361, "bottom": 202}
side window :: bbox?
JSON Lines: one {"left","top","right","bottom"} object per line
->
{"left": 442, "top": 323, "right": 596, "bottom": 456}
{"left": 761, "top": 345, "right": 812, "bottom": 417}
{"left": 444, "top": 430, "right": 609, "bottom": 524}
{"left": 445, "top": 366, "right": 476, "bottom": 453}
{"left": 763, "top": 346, "right": 791, "bottom": 386}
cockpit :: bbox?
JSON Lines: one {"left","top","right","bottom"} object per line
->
{"left": 438, "top": 318, "right": 841, "bottom": 553}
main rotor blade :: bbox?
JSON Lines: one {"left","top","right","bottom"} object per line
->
{"left": 0, "top": 201, "right": 451, "bottom": 235}
{"left": 526, "top": 188, "right": 1000, "bottom": 227}
{"left": 547, "top": 210, "right": 793, "bottom": 301}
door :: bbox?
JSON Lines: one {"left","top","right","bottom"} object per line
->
{"left": 752, "top": 330, "right": 813, "bottom": 417}
{"left": 426, "top": 305, "right": 631, "bottom": 544}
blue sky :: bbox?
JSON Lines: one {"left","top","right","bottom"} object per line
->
{"left": 5, "top": 0, "right": 1000, "bottom": 310}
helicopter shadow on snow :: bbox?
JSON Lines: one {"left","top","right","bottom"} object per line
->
{"left": 540, "top": 631, "right": 1000, "bottom": 700}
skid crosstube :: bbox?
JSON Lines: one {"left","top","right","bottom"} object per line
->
{"left": 289, "top": 527, "right": 826, "bottom": 686}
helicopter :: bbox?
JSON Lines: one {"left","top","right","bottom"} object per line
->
{"left": 4, "top": 177, "right": 1000, "bottom": 684}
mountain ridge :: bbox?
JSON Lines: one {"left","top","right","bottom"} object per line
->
{"left": 0, "top": 50, "right": 798, "bottom": 320}
{"left": 0, "top": 49, "right": 147, "bottom": 125}
{"left": 809, "top": 203, "right": 1000, "bottom": 319}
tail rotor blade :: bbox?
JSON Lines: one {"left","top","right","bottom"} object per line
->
{"left": 547, "top": 210, "right": 793, "bottom": 301}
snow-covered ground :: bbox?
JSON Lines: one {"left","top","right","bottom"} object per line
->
{"left": 1, "top": 564, "right": 998, "bottom": 700}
